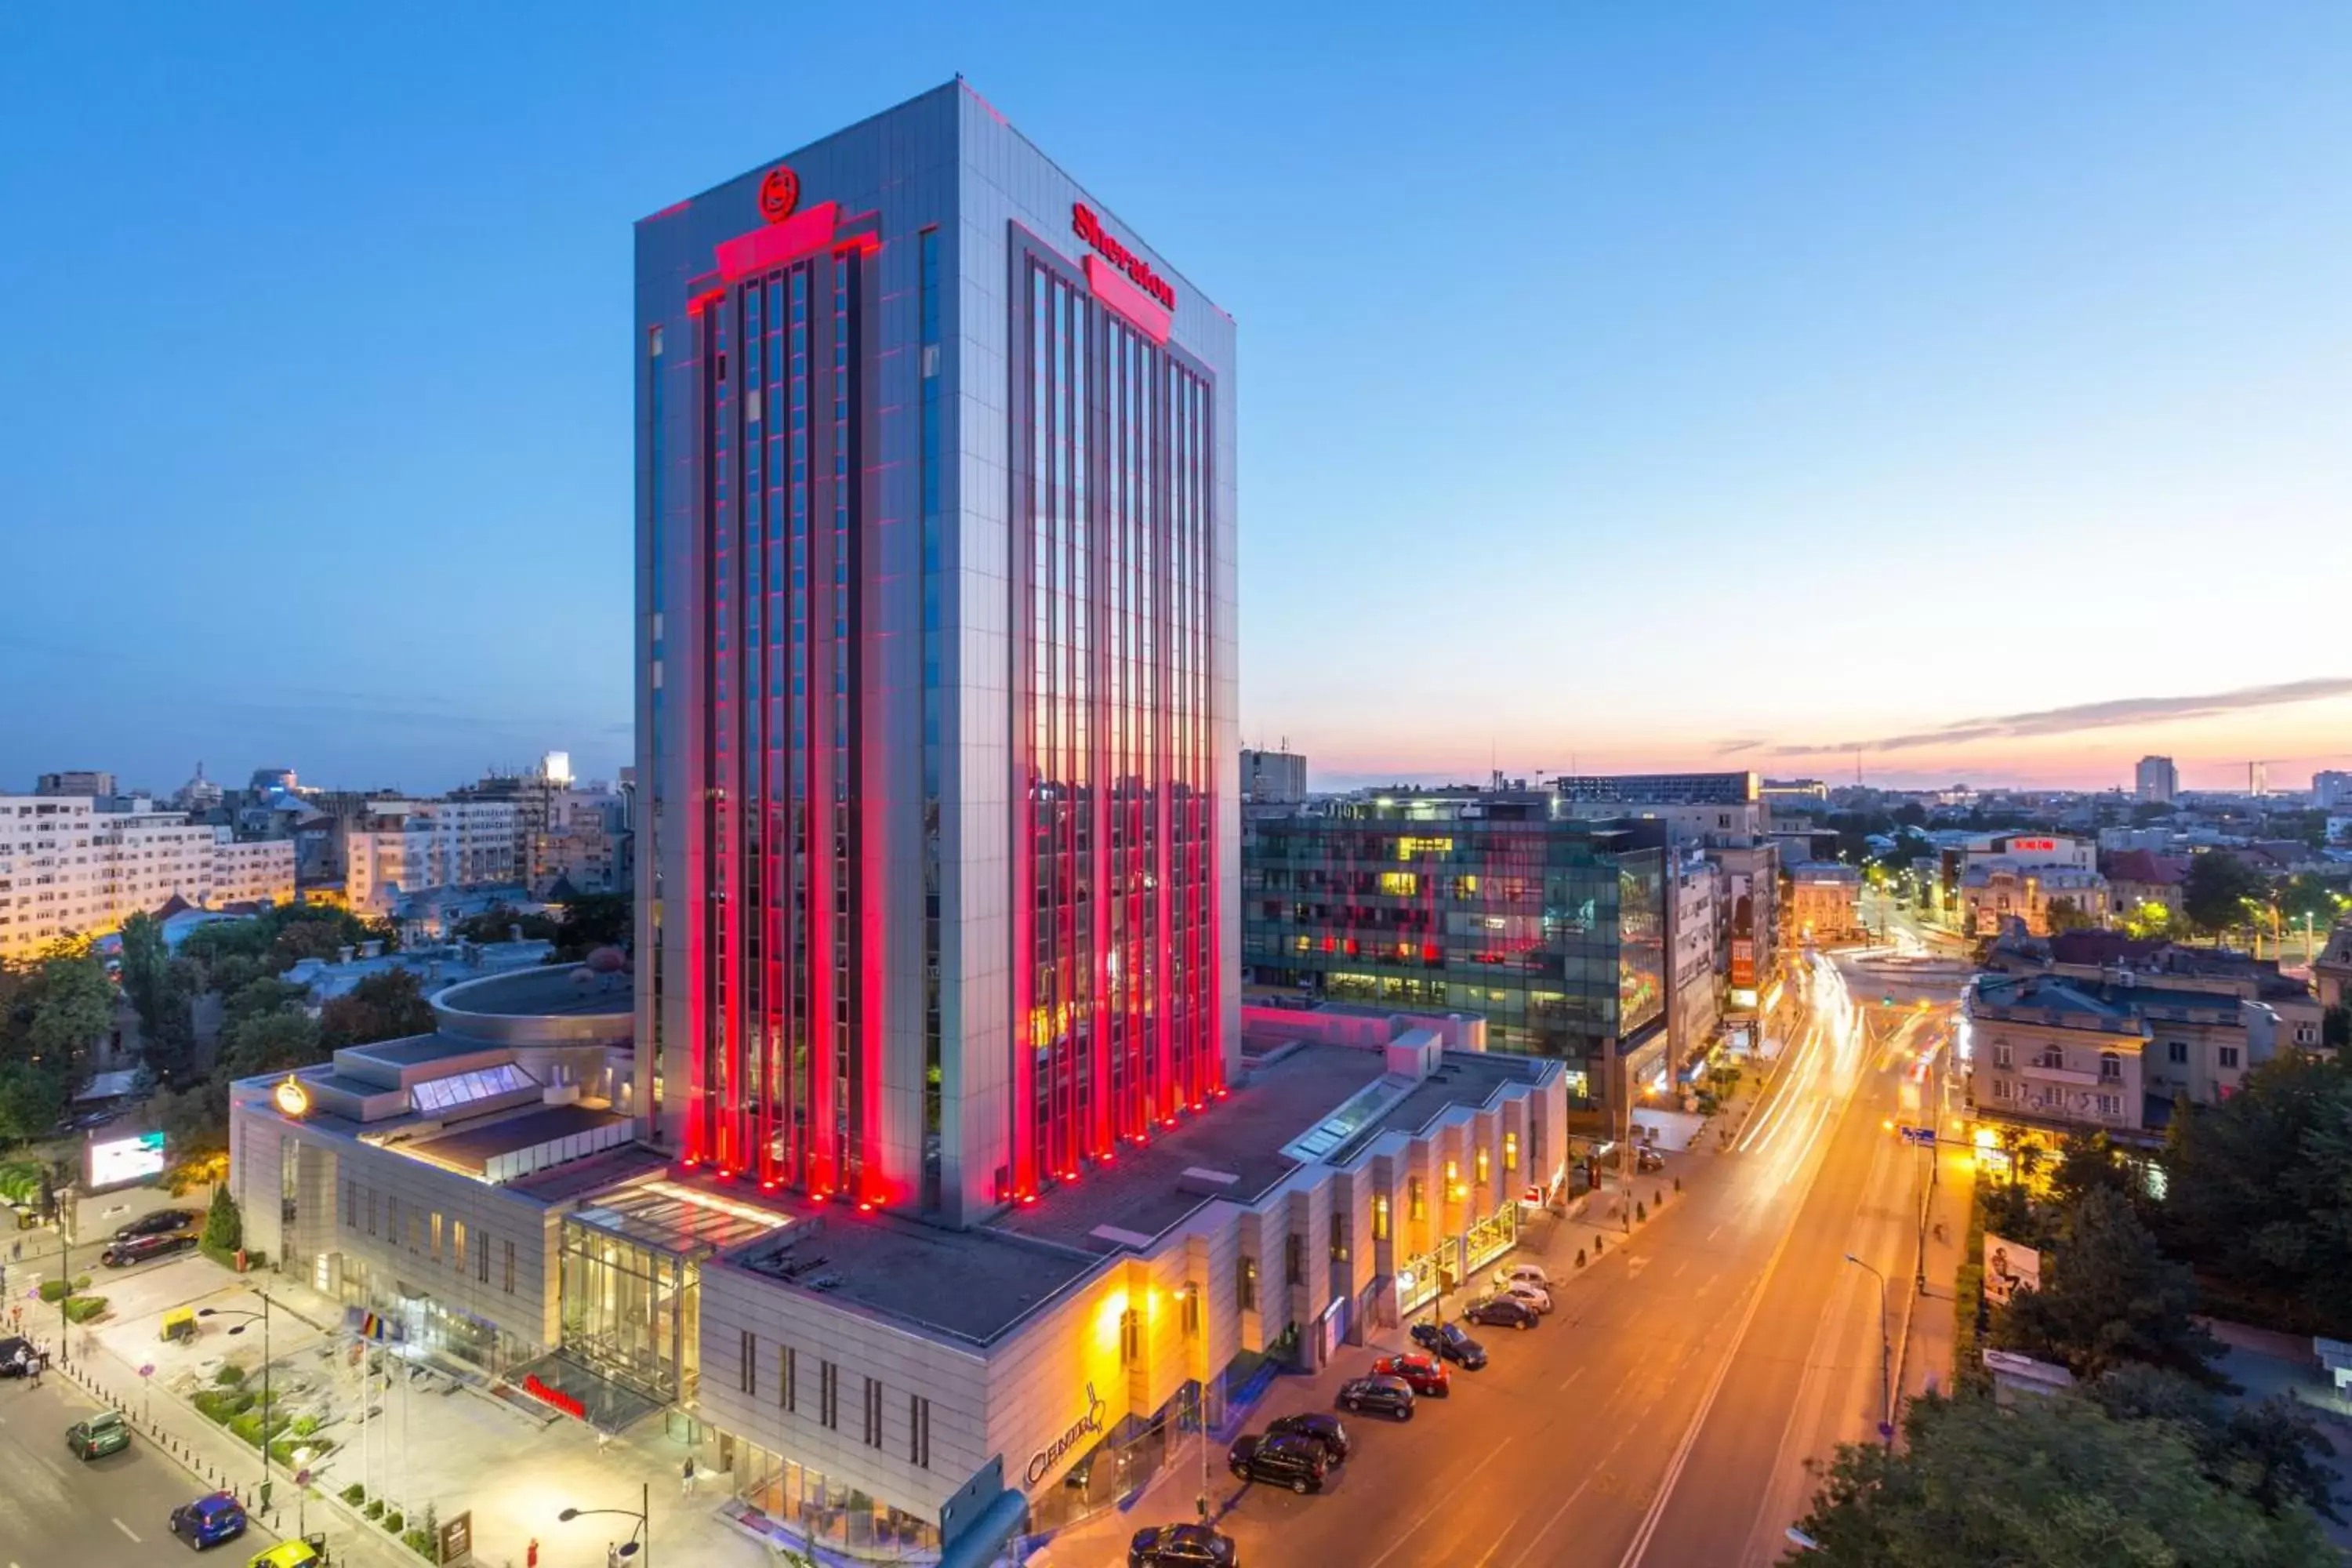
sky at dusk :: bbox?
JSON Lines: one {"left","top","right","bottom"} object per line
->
{"left": 3, "top": 5, "right": 2348, "bottom": 798}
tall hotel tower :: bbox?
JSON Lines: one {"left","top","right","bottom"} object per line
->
{"left": 634, "top": 82, "right": 1238, "bottom": 1228}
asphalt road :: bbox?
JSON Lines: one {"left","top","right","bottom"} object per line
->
{"left": 0, "top": 1366, "right": 226, "bottom": 1567}
{"left": 1167, "top": 951, "right": 1965, "bottom": 1568}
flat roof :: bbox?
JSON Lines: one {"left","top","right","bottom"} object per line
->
{"left": 989, "top": 1044, "right": 1390, "bottom": 1254}
{"left": 347, "top": 1034, "right": 499, "bottom": 1068}
{"left": 438, "top": 965, "right": 633, "bottom": 1018}
{"left": 401, "top": 1104, "right": 627, "bottom": 1177}
{"left": 569, "top": 1176, "right": 792, "bottom": 1258}
{"left": 727, "top": 1208, "right": 1100, "bottom": 1348}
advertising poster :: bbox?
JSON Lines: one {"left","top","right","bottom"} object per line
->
{"left": 1983, "top": 1233, "right": 2042, "bottom": 1305}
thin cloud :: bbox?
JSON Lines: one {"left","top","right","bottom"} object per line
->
{"left": 1758, "top": 677, "right": 2352, "bottom": 757}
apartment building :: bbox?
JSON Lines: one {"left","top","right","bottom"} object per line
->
{"left": 344, "top": 799, "right": 522, "bottom": 916}
{"left": 0, "top": 796, "right": 297, "bottom": 960}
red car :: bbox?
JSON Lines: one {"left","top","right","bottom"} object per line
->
{"left": 1371, "top": 1352, "right": 1451, "bottom": 1397}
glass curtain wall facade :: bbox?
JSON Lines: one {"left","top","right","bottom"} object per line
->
{"left": 1241, "top": 800, "right": 1666, "bottom": 1110}
{"left": 637, "top": 81, "right": 1239, "bottom": 1229}
{"left": 1007, "top": 234, "right": 1219, "bottom": 1201}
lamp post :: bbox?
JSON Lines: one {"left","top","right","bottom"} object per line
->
{"left": 559, "top": 1480, "right": 650, "bottom": 1567}
{"left": 200, "top": 1296, "right": 275, "bottom": 1510}
{"left": 1845, "top": 1254, "right": 1893, "bottom": 1442}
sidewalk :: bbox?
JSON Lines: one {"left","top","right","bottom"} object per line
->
{"left": 1895, "top": 1138, "right": 1976, "bottom": 1403}
{"left": 76, "top": 1251, "right": 775, "bottom": 1568}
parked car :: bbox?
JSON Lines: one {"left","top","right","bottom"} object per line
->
{"left": 1370, "top": 1352, "right": 1451, "bottom": 1397}
{"left": 0, "top": 1334, "right": 49, "bottom": 1377}
{"left": 1336, "top": 1375, "right": 1415, "bottom": 1422}
{"left": 1227, "top": 1432, "right": 1330, "bottom": 1494}
{"left": 1462, "top": 1294, "right": 1541, "bottom": 1331}
{"left": 103, "top": 1230, "right": 198, "bottom": 1267}
{"left": 1410, "top": 1320, "right": 1489, "bottom": 1370}
{"left": 169, "top": 1490, "right": 249, "bottom": 1550}
{"left": 67, "top": 1409, "right": 131, "bottom": 1460}
{"left": 116, "top": 1208, "right": 199, "bottom": 1243}
{"left": 1128, "top": 1523, "right": 1237, "bottom": 1567}
{"left": 1504, "top": 1279, "right": 1554, "bottom": 1314}
{"left": 1494, "top": 1261, "right": 1552, "bottom": 1292}
{"left": 1635, "top": 1146, "right": 1665, "bottom": 1174}
{"left": 1268, "top": 1410, "right": 1351, "bottom": 1461}
{"left": 246, "top": 1536, "right": 332, "bottom": 1568}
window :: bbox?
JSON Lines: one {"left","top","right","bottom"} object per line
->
{"left": 1238, "top": 1257, "right": 1258, "bottom": 1312}
{"left": 1991, "top": 1077, "right": 2013, "bottom": 1100}
{"left": 343, "top": 1181, "right": 356, "bottom": 1229}
{"left": 911, "top": 1393, "right": 931, "bottom": 1468}
{"left": 452, "top": 1220, "right": 466, "bottom": 1272}
{"left": 1285, "top": 1232, "right": 1303, "bottom": 1285}
{"left": 387, "top": 1196, "right": 399, "bottom": 1242}
{"left": 408, "top": 1211, "right": 422, "bottom": 1254}
{"left": 2099, "top": 1052, "right": 2122, "bottom": 1082}
{"left": 1181, "top": 1283, "right": 1201, "bottom": 1336}
{"left": 2168, "top": 1040, "right": 2187, "bottom": 1064}
{"left": 430, "top": 1214, "right": 443, "bottom": 1262}
{"left": 1328, "top": 1211, "right": 1348, "bottom": 1263}
{"left": 1409, "top": 1177, "right": 1425, "bottom": 1221}
{"left": 477, "top": 1232, "right": 491, "bottom": 1284}
{"left": 741, "top": 1330, "right": 757, "bottom": 1396}
{"left": 1503, "top": 1131, "right": 1519, "bottom": 1173}
{"left": 864, "top": 1376, "right": 884, "bottom": 1449}
{"left": 1372, "top": 1193, "right": 1391, "bottom": 1243}
{"left": 1475, "top": 1147, "right": 1490, "bottom": 1185}
{"left": 503, "top": 1239, "right": 517, "bottom": 1294}
{"left": 780, "top": 1345, "right": 797, "bottom": 1411}
{"left": 1120, "top": 1307, "right": 1142, "bottom": 1367}
{"left": 2034, "top": 1046, "right": 2064, "bottom": 1072}
{"left": 2219, "top": 1045, "right": 2241, "bottom": 1069}
{"left": 2096, "top": 1094, "right": 2122, "bottom": 1118}
{"left": 819, "top": 1361, "right": 839, "bottom": 1430}
{"left": 1993, "top": 1042, "right": 2013, "bottom": 1069}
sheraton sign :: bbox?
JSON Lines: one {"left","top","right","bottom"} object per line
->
{"left": 1025, "top": 1381, "right": 1108, "bottom": 1486}
{"left": 1071, "top": 204, "right": 1175, "bottom": 310}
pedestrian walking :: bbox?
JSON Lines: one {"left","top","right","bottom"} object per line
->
{"left": 11, "top": 1238, "right": 20, "bottom": 1262}
{"left": 681, "top": 1454, "right": 697, "bottom": 1497}
{"left": 606, "top": 1544, "right": 621, "bottom": 1568}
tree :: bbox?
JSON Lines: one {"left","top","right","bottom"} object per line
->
{"left": 2182, "top": 852, "right": 2270, "bottom": 937}
{"left": 2087, "top": 1364, "right": 2342, "bottom": 1523}
{"left": 318, "top": 970, "right": 436, "bottom": 1050}
{"left": 2155, "top": 1051, "right": 2352, "bottom": 1336}
{"left": 550, "top": 892, "right": 631, "bottom": 962}
{"left": 2276, "top": 873, "right": 2344, "bottom": 928}
{"left": 1787, "top": 1391, "right": 2331, "bottom": 1566}
{"left": 220, "top": 1007, "right": 323, "bottom": 1082}
{"left": 201, "top": 1186, "right": 243, "bottom": 1255}
{"left": 24, "top": 948, "right": 114, "bottom": 1068}
{"left": 1992, "top": 1188, "right": 2221, "bottom": 1384}
{"left": 2046, "top": 1131, "right": 2139, "bottom": 1214}
{"left": 2325, "top": 1005, "right": 2350, "bottom": 1053}
{"left": 0, "top": 1062, "right": 67, "bottom": 1145}
{"left": 2043, "top": 897, "right": 2096, "bottom": 934}
{"left": 221, "top": 977, "right": 306, "bottom": 1035}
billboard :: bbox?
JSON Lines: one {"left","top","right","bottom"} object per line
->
{"left": 88, "top": 1130, "right": 166, "bottom": 1189}
{"left": 1983, "top": 1233, "right": 2042, "bottom": 1305}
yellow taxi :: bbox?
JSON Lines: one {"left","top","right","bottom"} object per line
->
{"left": 247, "top": 1534, "right": 330, "bottom": 1568}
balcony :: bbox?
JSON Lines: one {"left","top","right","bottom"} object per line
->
{"left": 2020, "top": 1059, "right": 2099, "bottom": 1087}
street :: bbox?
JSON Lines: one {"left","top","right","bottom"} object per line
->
{"left": 1087, "top": 949, "right": 1967, "bottom": 1568}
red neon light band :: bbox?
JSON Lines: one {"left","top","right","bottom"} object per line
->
{"left": 715, "top": 201, "right": 841, "bottom": 281}
{"left": 1083, "top": 255, "right": 1171, "bottom": 345}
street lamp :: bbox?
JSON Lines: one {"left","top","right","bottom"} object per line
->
{"left": 559, "top": 1480, "right": 650, "bottom": 1566}
{"left": 1844, "top": 1254, "right": 1893, "bottom": 1443}
{"left": 199, "top": 1298, "right": 276, "bottom": 1510}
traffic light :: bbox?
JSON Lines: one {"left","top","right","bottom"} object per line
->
{"left": 1882, "top": 994, "right": 1895, "bottom": 1007}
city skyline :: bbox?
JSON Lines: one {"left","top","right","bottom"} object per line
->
{"left": 6, "top": 6, "right": 2350, "bottom": 794}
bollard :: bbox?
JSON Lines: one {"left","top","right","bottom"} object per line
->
{"left": 1575, "top": 1248, "right": 1587, "bottom": 1269}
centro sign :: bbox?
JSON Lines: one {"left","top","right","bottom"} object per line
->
{"left": 1071, "top": 204, "right": 1176, "bottom": 310}
{"left": 1025, "top": 1382, "right": 1108, "bottom": 1486}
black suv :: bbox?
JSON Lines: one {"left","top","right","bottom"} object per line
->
{"left": 114, "top": 1209, "right": 198, "bottom": 1243}
{"left": 1410, "top": 1319, "right": 1489, "bottom": 1369}
{"left": 1266, "top": 1411, "right": 1350, "bottom": 1463}
{"left": 1337, "top": 1375, "right": 1415, "bottom": 1422}
{"left": 0, "top": 1335, "right": 49, "bottom": 1377}
{"left": 1129, "top": 1523, "right": 1238, "bottom": 1566}
{"left": 1228, "top": 1432, "right": 1330, "bottom": 1494}
{"left": 1462, "top": 1294, "right": 1541, "bottom": 1331}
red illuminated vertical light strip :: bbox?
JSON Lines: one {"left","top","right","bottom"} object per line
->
{"left": 1008, "top": 259, "right": 1038, "bottom": 1202}
{"left": 854, "top": 240, "right": 887, "bottom": 1205}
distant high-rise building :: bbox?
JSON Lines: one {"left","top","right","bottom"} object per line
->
{"left": 1241, "top": 747, "right": 1306, "bottom": 804}
{"left": 2313, "top": 770, "right": 2352, "bottom": 811}
{"left": 35, "top": 769, "right": 115, "bottom": 797}
{"left": 2135, "top": 755, "right": 2178, "bottom": 805}
{"left": 173, "top": 762, "right": 224, "bottom": 812}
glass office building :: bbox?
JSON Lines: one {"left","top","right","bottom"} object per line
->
{"left": 634, "top": 80, "right": 1240, "bottom": 1229}
{"left": 1242, "top": 793, "right": 1666, "bottom": 1124}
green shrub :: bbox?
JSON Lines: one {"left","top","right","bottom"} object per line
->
{"left": 267, "top": 1435, "right": 331, "bottom": 1467}
{"left": 37, "top": 1279, "right": 70, "bottom": 1304}
{"left": 383, "top": 1509, "right": 404, "bottom": 1534}
{"left": 291, "top": 1414, "right": 319, "bottom": 1437}
{"left": 71, "top": 1273, "right": 89, "bottom": 1291}
{"left": 342, "top": 1483, "right": 366, "bottom": 1506}
{"left": 228, "top": 1412, "right": 265, "bottom": 1446}
{"left": 364, "top": 1499, "right": 384, "bottom": 1521}
{"left": 403, "top": 1527, "right": 434, "bottom": 1558}
{"left": 1952, "top": 1173, "right": 1991, "bottom": 1395}
{"left": 193, "top": 1389, "right": 236, "bottom": 1423}
{"left": 215, "top": 1363, "right": 248, "bottom": 1386}
{"left": 63, "top": 1295, "right": 107, "bottom": 1324}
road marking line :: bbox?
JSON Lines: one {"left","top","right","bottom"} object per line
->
{"left": 1670, "top": 1261, "right": 1689, "bottom": 1279}
{"left": 1503, "top": 1475, "right": 1598, "bottom": 1568}
{"left": 1557, "top": 1367, "right": 1584, "bottom": 1392}
{"left": 113, "top": 1519, "right": 141, "bottom": 1543}
{"left": 1360, "top": 1432, "right": 1515, "bottom": 1568}
{"left": 1617, "top": 1051, "right": 1858, "bottom": 1568}
{"left": 1704, "top": 1225, "right": 1723, "bottom": 1243}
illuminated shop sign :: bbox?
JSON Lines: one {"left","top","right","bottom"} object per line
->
{"left": 2006, "top": 838, "right": 2058, "bottom": 852}
{"left": 1025, "top": 1381, "right": 1107, "bottom": 1486}
{"left": 1071, "top": 204, "right": 1175, "bottom": 310}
